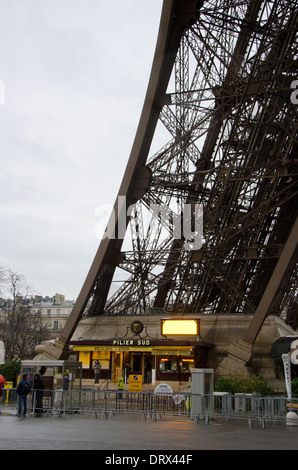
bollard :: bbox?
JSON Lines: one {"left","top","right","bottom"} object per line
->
{"left": 4, "top": 382, "right": 13, "bottom": 404}
{"left": 286, "top": 412, "right": 298, "bottom": 426}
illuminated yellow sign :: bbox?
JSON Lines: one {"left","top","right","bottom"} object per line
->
{"left": 152, "top": 349, "right": 192, "bottom": 356}
{"left": 161, "top": 319, "right": 199, "bottom": 336}
{"left": 73, "top": 346, "right": 152, "bottom": 352}
{"left": 74, "top": 345, "right": 193, "bottom": 355}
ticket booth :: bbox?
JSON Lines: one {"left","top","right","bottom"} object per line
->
{"left": 20, "top": 360, "right": 82, "bottom": 391}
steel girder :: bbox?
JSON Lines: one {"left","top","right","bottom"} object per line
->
{"left": 59, "top": 0, "right": 298, "bottom": 348}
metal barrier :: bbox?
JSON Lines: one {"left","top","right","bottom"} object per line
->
{"left": 256, "top": 396, "right": 298, "bottom": 427}
{"left": 1, "top": 388, "right": 297, "bottom": 427}
{"left": 92, "top": 391, "right": 153, "bottom": 419}
{"left": 0, "top": 387, "right": 18, "bottom": 408}
{"left": 202, "top": 394, "right": 298, "bottom": 427}
{"left": 0, "top": 388, "right": 55, "bottom": 416}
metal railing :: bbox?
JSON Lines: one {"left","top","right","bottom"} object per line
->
{"left": 202, "top": 393, "right": 298, "bottom": 427}
{"left": 98, "top": 369, "right": 119, "bottom": 391}
{"left": 1, "top": 388, "right": 297, "bottom": 427}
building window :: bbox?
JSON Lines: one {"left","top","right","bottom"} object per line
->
{"left": 53, "top": 321, "right": 58, "bottom": 330}
{"left": 47, "top": 309, "right": 51, "bottom": 315}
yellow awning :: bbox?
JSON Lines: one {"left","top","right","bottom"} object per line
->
{"left": 73, "top": 345, "right": 193, "bottom": 355}
{"left": 73, "top": 345, "right": 153, "bottom": 353}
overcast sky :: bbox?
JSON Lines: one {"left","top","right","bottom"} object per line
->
{"left": 0, "top": 0, "right": 162, "bottom": 300}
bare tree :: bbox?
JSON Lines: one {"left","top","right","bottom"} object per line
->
{"left": 0, "top": 269, "right": 52, "bottom": 360}
{"left": 0, "top": 266, "right": 5, "bottom": 295}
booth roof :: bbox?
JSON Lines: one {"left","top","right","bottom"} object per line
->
{"left": 270, "top": 336, "right": 298, "bottom": 357}
{"left": 21, "top": 360, "right": 82, "bottom": 367}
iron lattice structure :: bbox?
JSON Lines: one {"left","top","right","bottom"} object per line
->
{"left": 59, "top": 0, "right": 298, "bottom": 348}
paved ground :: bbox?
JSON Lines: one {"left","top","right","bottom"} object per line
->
{"left": 0, "top": 411, "right": 298, "bottom": 452}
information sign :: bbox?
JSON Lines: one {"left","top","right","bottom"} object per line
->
{"left": 128, "top": 374, "right": 143, "bottom": 392}
{"left": 154, "top": 383, "right": 173, "bottom": 395}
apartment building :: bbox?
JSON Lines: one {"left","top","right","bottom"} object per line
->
{"left": 32, "top": 294, "right": 75, "bottom": 332}
{"left": 0, "top": 293, "right": 75, "bottom": 334}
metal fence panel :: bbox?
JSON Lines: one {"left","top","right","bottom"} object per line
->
{"left": 1, "top": 388, "right": 297, "bottom": 427}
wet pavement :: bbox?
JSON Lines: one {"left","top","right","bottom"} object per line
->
{"left": 0, "top": 411, "right": 298, "bottom": 452}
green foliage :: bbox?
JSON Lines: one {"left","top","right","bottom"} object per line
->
{"left": 0, "top": 360, "right": 21, "bottom": 385}
{"left": 292, "top": 378, "right": 298, "bottom": 396}
{"left": 214, "top": 375, "right": 274, "bottom": 396}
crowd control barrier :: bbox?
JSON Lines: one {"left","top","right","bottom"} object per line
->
{"left": 1, "top": 388, "right": 297, "bottom": 427}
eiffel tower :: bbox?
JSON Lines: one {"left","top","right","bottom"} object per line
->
{"left": 36, "top": 0, "right": 298, "bottom": 369}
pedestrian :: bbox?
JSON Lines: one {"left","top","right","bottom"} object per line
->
{"left": 63, "top": 372, "right": 70, "bottom": 390}
{"left": 33, "top": 373, "right": 44, "bottom": 415}
{"left": 145, "top": 359, "right": 152, "bottom": 384}
{"left": 125, "top": 363, "right": 132, "bottom": 383}
{"left": 16, "top": 373, "right": 31, "bottom": 417}
{"left": 93, "top": 359, "right": 101, "bottom": 384}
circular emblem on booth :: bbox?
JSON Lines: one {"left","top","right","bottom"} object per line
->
{"left": 130, "top": 321, "right": 144, "bottom": 335}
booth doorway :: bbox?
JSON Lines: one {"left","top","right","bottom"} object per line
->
{"left": 132, "top": 353, "right": 142, "bottom": 373}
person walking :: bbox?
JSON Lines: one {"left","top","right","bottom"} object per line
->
{"left": 93, "top": 360, "right": 101, "bottom": 384}
{"left": 16, "top": 374, "right": 31, "bottom": 417}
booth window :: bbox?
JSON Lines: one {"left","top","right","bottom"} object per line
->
{"left": 159, "top": 357, "right": 178, "bottom": 372}
{"left": 92, "top": 351, "right": 110, "bottom": 370}
{"left": 78, "top": 351, "right": 90, "bottom": 369}
{"left": 158, "top": 356, "right": 195, "bottom": 374}
{"left": 182, "top": 358, "right": 195, "bottom": 372}
{"left": 78, "top": 351, "right": 111, "bottom": 370}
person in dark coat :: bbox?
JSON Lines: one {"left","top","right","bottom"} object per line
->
{"left": 145, "top": 359, "right": 152, "bottom": 384}
{"left": 16, "top": 374, "right": 31, "bottom": 417}
{"left": 93, "top": 360, "right": 101, "bottom": 384}
{"left": 125, "top": 363, "right": 132, "bottom": 383}
{"left": 33, "top": 374, "right": 44, "bottom": 415}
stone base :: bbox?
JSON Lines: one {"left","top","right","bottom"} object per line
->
{"left": 34, "top": 338, "right": 71, "bottom": 361}
{"left": 217, "top": 339, "right": 253, "bottom": 377}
